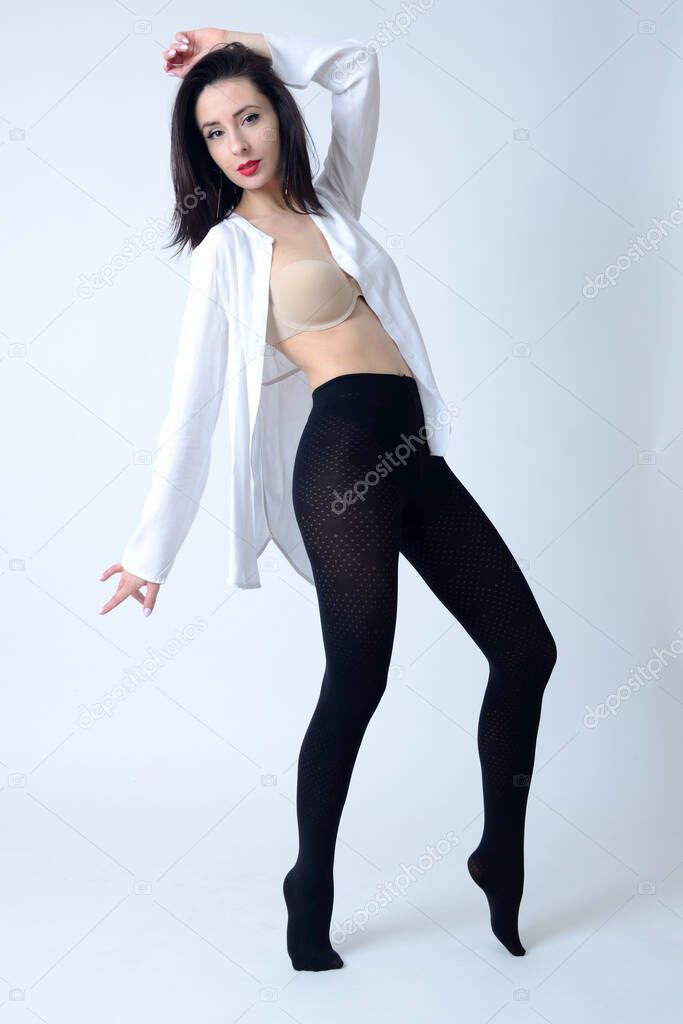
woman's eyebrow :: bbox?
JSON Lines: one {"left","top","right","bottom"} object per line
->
{"left": 201, "top": 104, "right": 263, "bottom": 130}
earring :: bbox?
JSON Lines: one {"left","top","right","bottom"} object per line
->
{"left": 216, "top": 174, "right": 223, "bottom": 217}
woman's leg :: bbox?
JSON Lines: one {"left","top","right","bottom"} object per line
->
{"left": 399, "top": 454, "right": 557, "bottom": 956}
{"left": 286, "top": 389, "right": 405, "bottom": 971}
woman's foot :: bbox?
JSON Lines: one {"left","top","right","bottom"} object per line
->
{"left": 467, "top": 843, "right": 526, "bottom": 956}
{"left": 283, "top": 865, "right": 344, "bottom": 971}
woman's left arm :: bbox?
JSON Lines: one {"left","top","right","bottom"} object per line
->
{"left": 261, "top": 32, "right": 380, "bottom": 221}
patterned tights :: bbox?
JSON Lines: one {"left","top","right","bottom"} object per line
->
{"left": 283, "top": 373, "right": 557, "bottom": 970}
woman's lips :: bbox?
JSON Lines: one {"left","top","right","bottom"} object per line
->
{"left": 238, "top": 160, "right": 261, "bottom": 176}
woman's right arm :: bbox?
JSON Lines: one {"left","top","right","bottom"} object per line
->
{"left": 102, "top": 230, "right": 229, "bottom": 613}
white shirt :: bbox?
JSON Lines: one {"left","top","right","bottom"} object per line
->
{"left": 121, "top": 30, "right": 454, "bottom": 590}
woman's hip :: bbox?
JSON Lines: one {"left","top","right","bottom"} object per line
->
{"left": 292, "top": 372, "right": 429, "bottom": 517}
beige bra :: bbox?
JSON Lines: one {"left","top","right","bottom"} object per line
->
{"left": 266, "top": 258, "right": 363, "bottom": 346}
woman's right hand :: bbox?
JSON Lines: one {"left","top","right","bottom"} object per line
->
{"left": 162, "top": 29, "right": 229, "bottom": 78}
{"left": 99, "top": 563, "right": 160, "bottom": 617}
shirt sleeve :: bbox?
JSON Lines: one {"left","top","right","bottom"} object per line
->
{"left": 121, "top": 232, "right": 229, "bottom": 584}
{"left": 263, "top": 32, "right": 380, "bottom": 221}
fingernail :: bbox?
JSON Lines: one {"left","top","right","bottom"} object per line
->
{"left": 143, "top": 608, "right": 151, "bottom": 617}
{"left": 169, "top": 48, "right": 176, "bottom": 56}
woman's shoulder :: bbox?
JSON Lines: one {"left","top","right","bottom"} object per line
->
{"left": 187, "top": 219, "right": 243, "bottom": 278}
{"left": 197, "top": 217, "right": 240, "bottom": 252}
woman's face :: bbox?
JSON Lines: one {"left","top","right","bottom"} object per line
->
{"left": 195, "top": 76, "right": 281, "bottom": 194}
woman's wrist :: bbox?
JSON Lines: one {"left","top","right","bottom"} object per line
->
{"left": 222, "top": 31, "right": 272, "bottom": 61}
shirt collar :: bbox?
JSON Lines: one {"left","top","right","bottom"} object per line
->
{"left": 227, "top": 211, "right": 274, "bottom": 245}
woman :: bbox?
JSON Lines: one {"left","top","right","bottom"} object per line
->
{"left": 100, "top": 27, "right": 558, "bottom": 972}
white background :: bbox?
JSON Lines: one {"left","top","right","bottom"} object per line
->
{"left": 2, "top": 1, "right": 682, "bottom": 1021}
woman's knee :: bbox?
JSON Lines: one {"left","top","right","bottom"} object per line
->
{"left": 322, "top": 664, "right": 389, "bottom": 722}
{"left": 488, "top": 623, "right": 557, "bottom": 686}
{"left": 535, "top": 627, "right": 558, "bottom": 683}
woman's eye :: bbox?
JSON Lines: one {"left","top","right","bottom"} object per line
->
{"left": 208, "top": 114, "right": 258, "bottom": 141}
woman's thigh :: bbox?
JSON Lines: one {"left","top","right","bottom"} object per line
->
{"left": 399, "top": 455, "right": 555, "bottom": 665}
{"left": 292, "top": 401, "right": 406, "bottom": 669}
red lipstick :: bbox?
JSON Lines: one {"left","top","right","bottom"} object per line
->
{"left": 237, "top": 159, "right": 261, "bottom": 176}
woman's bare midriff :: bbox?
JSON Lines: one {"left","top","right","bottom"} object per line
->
{"left": 271, "top": 295, "right": 415, "bottom": 393}
{"left": 232, "top": 204, "right": 416, "bottom": 390}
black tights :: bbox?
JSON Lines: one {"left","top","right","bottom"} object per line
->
{"left": 284, "top": 373, "right": 557, "bottom": 970}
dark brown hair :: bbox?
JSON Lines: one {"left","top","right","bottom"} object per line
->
{"left": 164, "top": 41, "right": 327, "bottom": 255}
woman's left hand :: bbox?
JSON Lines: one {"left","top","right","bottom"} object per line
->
{"left": 162, "top": 29, "right": 229, "bottom": 78}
